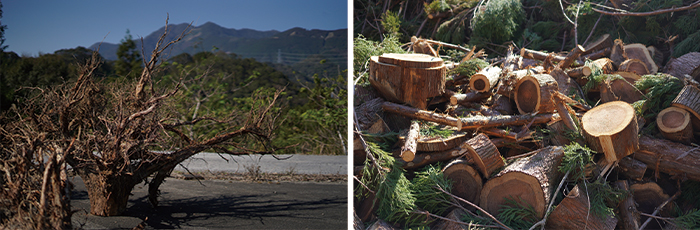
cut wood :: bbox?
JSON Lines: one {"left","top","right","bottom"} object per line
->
{"left": 459, "top": 113, "right": 559, "bottom": 130}
{"left": 565, "top": 65, "right": 591, "bottom": 79}
{"left": 582, "top": 101, "right": 639, "bottom": 165}
{"left": 479, "top": 146, "right": 565, "bottom": 219}
{"left": 545, "top": 184, "right": 618, "bottom": 230}
{"left": 671, "top": 84, "right": 700, "bottom": 130}
{"left": 470, "top": 65, "right": 501, "bottom": 93}
{"left": 520, "top": 48, "right": 581, "bottom": 66}
{"left": 553, "top": 92, "right": 578, "bottom": 133}
{"left": 593, "top": 58, "right": 616, "bottom": 74}
{"left": 557, "top": 44, "right": 586, "bottom": 69}
{"left": 400, "top": 146, "right": 467, "bottom": 170}
{"left": 599, "top": 73, "right": 643, "bottom": 104}
{"left": 514, "top": 73, "right": 559, "bottom": 114}
{"left": 666, "top": 52, "right": 700, "bottom": 80}
{"left": 583, "top": 33, "right": 612, "bottom": 55}
{"left": 647, "top": 46, "right": 664, "bottom": 68}
{"left": 613, "top": 180, "right": 641, "bottom": 230}
{"left": 581, "top": 47, "right": 611, "bottom": 61}
{"left": 490, "top": 94, "right": 514, "bottom": 115}
{"left": 633, "top": 135, "right": 700, "bottom": 181}
{"left": 461, "top": 133, "right": 505, "bottom": 178}
{"left": 656, "top": 107, "right": 693, "bottom": 144}
{"left": 617, "top": 156, "right": 647, "bottom": 181}
{"left": 369, "top": 53, "right": 447, "bottom": 109}
{"left": 356, "top": 97, "right": 385, "bottom": 131}
{"left": 610, "top": 39, "right": 627, "bottom": 68}
{"left": 624, "top": 43, "right": 658, "bottom": 74}
{"left": 496, "top": 66, "right": 546, "bottom": 98}
{"left": 400, "top": 121, "right": 420, "bottom": 162}
{"left": 381, "top": 101, "right": 462, "bottom": 130}
{"left": 481, "top": 127, "right": 519, "bottom": 140}
{"left": 550, "top": 67, "right": 580, "bottom": 97}
{"left": 399, "top": 132, "right": 468, "bottom": 152}
{"left": 618, "top": 59, "right": 650, "bottom": 75}
{"left": 442, "top": 159, "right": 483, "bottom": 211}
{"left": 450, "top": 91, "right": 491, "bottom": 106}
{"left": 630, "top": 182, "right": 674, "bottom": 229}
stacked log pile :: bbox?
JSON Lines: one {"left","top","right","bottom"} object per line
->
{"left": 354, "top": 35, "right": 700, "bottom": 230}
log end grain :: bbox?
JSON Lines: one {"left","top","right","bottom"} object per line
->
{"left": 657, "top": 107, "right": 693, "bottom": 144}
{"left": 443, "top": 159, "right": 483, "bottom": 211}
{"left": 582, "top": 101, "right": 639, "bottom": 163}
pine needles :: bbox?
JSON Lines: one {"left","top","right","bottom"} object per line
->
{"left": 559, "top": 142, "right": 595, "bottom": 181}
{"left": 633, "top": 73, "right": 684, "bottom": 120}
{"left": 353, "top": 34, "right": 406, "bottom": 84}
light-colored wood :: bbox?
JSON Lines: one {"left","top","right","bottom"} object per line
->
{"left": 382, "top": 101, "right": 462, "bottom": 130}
{"left": 520, "top": 48, "right": 581, "bottom": 66}
{"left": 565, "top": 65, "right": 591, "bottom": 79}
{"left": 398, "top": 132, "right": 468, "bottom": 152}
{"left": 514, "top": 73, "right": 559, "bottom": 114}
{"left": 460, "top": 133, "right": 505, "bottom": 178}
{"left": 600, "top": 72, "right": 643, "bottom": 104}
{"left": 545, "top": 185, "right": 618, "bottom": 230}
{"left": 496, "top": 66, "right": 546, "bottom": 98}
{"left": 400, "top": 121, "right": 420, "bottom": 162}
{"left": 647, "top": 46, "right": 664, "bottom": 68}
{"left": 582, "top": 101, "right": 639, "bottom": 164}
{"left": 400, "top": 146, "right": 467, "bottom": 170}
{"left": 633, "top": 135, "right": 700, "bottom": 181}
{"left": 613, "top": 180, "right": 641, "bottom": 230}
{"left": 369, "top": 54, "right": 447, "bottom": 109}
{"left": 480, "top": 146, "right": 565, "bottom": 219}
{"left": 657, "top": 107, "right": 693, "bottom": 144}
{"left": 459, "top": 113, "right": 559, "bottom": 130}
{"left": 443, "top": 159, "right": 483, "bottom": 211}
{"left": 624, "top": 43, "right": 658, "bottom": 74}
{"left": 619, "top": 59, "right": 650, "bottom": 75}
{"left": 550, "top": 67, "right": 580, "bottom": 97}
{"left": 557, "top": 44, "right": 586, "bottom": 69}
{"left": 450, "top": 91, "right": 491, "bottom": 106}
{"left": 470, "top": 65, "right": 501, "bottom": 93}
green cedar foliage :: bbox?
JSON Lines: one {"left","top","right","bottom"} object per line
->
{"left": 448, "top": 58, "right": 488, "bottom": 78}
{"left": 497, "top": 197, "right": 538, "bottom": 229}
{"left": 0, "top": 1, "right": 6, "bottom": 51}
{"left": 353, "top": 34, "right": 405, "bottom": 85}
{"left": 559, "top": 142, "right": 596, "bottom": 181}
{"left": 411, "top": 163, "right": 453, "bottom": 217}
{"left": 470, "top": 0, "right": 524, "bottom": 46}
{"left": 633, "top": 73, "right": 683, "bottom": 120}
{"left": 114, "top": 30, "right": 143, "bottom": 80}
{"left": 673, "top": 30, "right": 700, "bottom": 58}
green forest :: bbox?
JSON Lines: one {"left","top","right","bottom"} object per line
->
{"left": 0, "top": 44, "right": 347, "bottom": 155}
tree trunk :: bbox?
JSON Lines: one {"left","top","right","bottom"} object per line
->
{"left": 545, "top": 185, "right": 618, "bottom": 230}
{"left": 382, "top": 101, "right": 462, "bottom": 129}
{"left": 80, "top": 172, "right": 139, "bottom": 216}
{"left": 442, "top": 159, "right": 483, "bottom": 211}
{"left": 399, "top": 147, "right": 465, "bottom": 170}
{"left": 480, "top": 146, "right": 565, "bottom": 218}
{"left": 656, "top": 106, "right": 693, "bottom": 144}
{"left": 599, "top": 73, "right": 643, "bottom": 104}
{"left": 461, "top": 133, "right": 505, "bottom": 178}
{"left": 400, "top": 121, "right": 420, "bottom": 162}
{"left": 666, "top": 52, "right": 700, "bottom": 79}
{"left": 633, "top": 135, "right": 700, "bottom": 181}
{"left": 470, "top": 66, "right": 501, "bottom": 93}
{"left": 513, "top": 74, "right": 558, "bottom": 114}
{"left": 410, "top": 133, "right": 468, "bottom": 152}
{"left": 613, "top": 180, "right": 641, "bottom": 230}
{"left": 369, "top": 54, "right": 447, "bottom": 109}
{"left": 582, "top": 101, "right": 639, "bottom": 165}
{"left": 450, "top": 91, "right": 491, "bottom": 106}
{"left": 624, "top": 43, "right": 658, "bottom": 74}
{"left": 459, "top": 113, "right": 559, "bottom": 130}
{"left": 583, "top": 34, "right": 612, "bottom": 55}
{"left": 557, "top": 45, "right": 585, "bottom": 69}
{"left": 566, "top": 65, "right": 592, "bottom": 79}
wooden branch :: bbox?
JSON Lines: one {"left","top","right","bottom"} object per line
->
{"left": 460, "top": 113, "right": 559, "bottom": 130}
{"left": 633, "top": 135, "right": 700, "bottom": 181}
{"left": 400, "top": 121, "right": 420, "bottom": 162}
{"left": 557, "top": 45, "right": 586, "bottom": 69}
{"left": 617, "top": 156, "right": 647, "bottom": 181}
{"left": 450, "top": 91, "right": 491, "bottom": 106}
{"left": 592, "top": 0, "right": 700, "bottom": 17}
{"left": 382, "top": 101, "right": 463, "bottom": 129}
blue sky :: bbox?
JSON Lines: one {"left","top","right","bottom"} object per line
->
{"left": 2, "top": 0, "right": 348, "bottom": 56}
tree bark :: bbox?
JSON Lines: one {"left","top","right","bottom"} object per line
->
{"left": 470, "top": 66, "right": 501, "bottom": 93}
{"left": 624, "top": 43, "right": 658, "bottom": 74}
{"left": 450, "top": 91, "right": 491, "bottom": 106}
{"left": 557, "top": 45, "right": 586, "bottom": 69}
{"left": 630, "top": 182, "right": 674, "bottom": 229}
{"left": 613, "top": 180, "right": 641, "bottom": 230}
{"left": 514, "top": 73, "right": 559, "bottom": 114}
{"left": 617, "top": 156, "right": 647, "bottom": 181}
{"left": 399, "top": 147, "right": 467, "bottom": 170}
{"left": 545, "top": 185, "right": 618, "bottom": 230}
{"left": 369, "top": 54, "right": 447, "bottom": 109}
{"left": 480, "top": 146, "right": 565, "bottom": 219}
{"left": 582, "top": 101, "right": 639, "bottom": 164}
{"left": 633, "top": 135, "right": 700, "bottom": 181}
{"left": 599, "top": 73, "right": 643, "bottom": 104}
{"left": 382, "top": 101, "right": 462, "bottom": 129}
{"left": 610, "top": 39, "right": 627, "bottom": 68}
{"left": 461, "top": 133, "right": 505, "bottom": 178}
{"left": 400, "top": 121, "right": 420, "bottom": 162}
{"left": 496, "top": 66, "right": 545, "bottom": 98}
{"left": 666, "top": 52, "right": 700, "bottom": 79}
{"left": 442, "top": 159, "right": 483, "bottom": 211}
{"left": 619, "top": 59, "right": 650, "bottom": 75}
{"left": 550, "top": 67, "right": 580, "bottom": 97}
{"left": 565, "top": 65, "right": 592, "bottom": 79}
{"left": 656, "top": 106, "right": 693, "bottom": 144}
{"left": 459, "top": 113, "right": 559, "bottom": 130}
{"left": 80, "top": 172, "right": 139, "bottom": 216}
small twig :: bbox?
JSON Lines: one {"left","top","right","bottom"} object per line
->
{"left": 638, "top": 190, "right": 681, "bottom": 230}
{"left": 412, "top": 210, "right": 501, "bottom": 229}
{"left": 593, "top": 0, "right": 700, "bottom": 16}
{"left": 353, "top": 175, "right": 375, "bottom": 194}
{"left": 437, "top": 186, "right": 513, "bottom": 230}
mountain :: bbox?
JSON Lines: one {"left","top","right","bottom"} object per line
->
{"left": 89, "top": 22, "right": 347, "bottom": 66}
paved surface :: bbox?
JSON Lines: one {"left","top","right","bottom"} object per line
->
{"left": 70, "top": 176, "right": 347, "bottom": 229}
{"left": 175, "top": 153, "right": 347, "bottom": 175}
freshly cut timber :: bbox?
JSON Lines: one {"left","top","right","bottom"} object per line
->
{"left": 400, "top": 146, "right": 466, "bottom": 170}
{"left": 461, "top": 133, "right": 505, "bottom": 178}
{"left": 450, "top": 91, "right": 491, "bottom": 106}
{"left": 550, "top": 67, "right": 579, "bottom": 96}
{"left": 469, "top": 65, "right": 501, "bottom": 93}
{"left": 514, "top": 73, "right": 559, "bottom": 114}
{"left": 610, "top": 39, "right": 627, "bottom": 68}
{"left": 459, "top": 113, "right": 559, "bottom": 130}
{"left": 634, "top": 135, "right": 700, "bottom": 181}
{"left": 582, "top": 101, "right": 639, "bottom": 165}
{"left": 369, "top": 53, "right": 447, "bottom": 109}
{"left": 613, "top": 180, "right": 641, "bottom": 230}
{"left": 382, "top": 101, "right": 462, "bottom": 129}
{"left": 656, "top": 107, "right": 693, "bottom": 144}
{"left": 556, "top": 45, "right": 585, "bottom": 69}
{"left": 442, "top": 159, "right": 483, "bottom": 210}
{"left": 647, "top": 46, "right": 664, "bottom": 68}
{"left": 545, "top": 185, "right": 618, "bottom": 230}
{"left": 631, "top": 182, "right": 674, "bottom": 229}
{"left": 618, "top": 59, "right": 650, "bottom": 75}
{"left": 599, "top": 73, "right": 643, "bottom": 104}
{"left": 593, "top": 58, "right": 616, "bottom": 74}
{"left": 520, "top": 48, "right": 582, "bottom": 66}
{"left": 480, "top": 146, "right": 565, "bottom": 218}
{"left": 496, "top": 66, "right": 546, "bottom": 98}
{"left": 672, "top": 84, "right": 700, "bottom": 131}
{"left": 624, "top": 43, "right": 658, "bottom": 74}
{"left": 583, "top": 33, "right": 612, "bottom": 55}
{"left": 565, "top": 65, "right": 591, "bottom": 79}
{"left": 399, "top": 132, "right": 468, "bottom": 152}
{"left": 400, "top": 121, "right": 420, "bottom": 162}
{"left": 666, "top": 52, "right": 700, "bottom": 79}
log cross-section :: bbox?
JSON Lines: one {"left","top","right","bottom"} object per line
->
{"left": 514, "top": 73, "right": 559, "bottom": 114}
{"left": 442, "top": 159, "right": 483, "bottom": 211}
{"left": 460, "top": 133, "right": 504, "bottom": 178}
{"left": 470, "top": 66, "right": 502, "bottom": 93}
{"left": 582, "top": 101, "right": 639, "bottom": 165}
{"left": 656, "top": 106, "right": 693, "bottom": 144}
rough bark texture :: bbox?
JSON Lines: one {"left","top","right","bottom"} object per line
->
{"left": 450, "top": 91, "right": 491, "bottom": 106}
{"left": 600, "top": 74, "right": 643, "bottom": 104}
{"left": 400, "top": 146, "right": 468, "bottom": 170}
{"left": 656, "top": 106, "right": 693, "bottom": 144}
{"left": 369, "top": 54, "right": 447, "bottom": 109}
{"left": 400, "top": 121, "right": 420, "bottom": 162}
{"left": 566, "top": 65, "right": 592, "bottom": 79}
{"left": 480, "top": 146, "right": 565, "bottom": 219}
{"left": 623, "top": 43, "right": 658, "bottom": 74}
{"left": 80, "top": 173, "right": 138, "bottom": 216}
{"left": 432, "top": 209, "right": 471, "bottom": 230}
{"left": 617, "top": 156, "right": 647, "bottom": 181}
{"left": 550, "top": 67, "right": 580, "bottom": 97}
{"left": 514, "top": 73, "right": 559, "bottom": 114}
{"left": 557, "top": 45, "right": 585, "bottom": 69}
{"left": 382, "top": 101, "right": 462, "bottom": 129}
{"left": 356, "top": 97, "right": 385, "bottom": 131}
{"left": 582, "top": 101, "right": 639, "bottom": 164}
{"left": 672, "top": 85, "right": 700, "bottom": 122}
{"left": 633, "top": 135, "right": 700, "bottom": 181}
{"left": 413, "top": 133, "right": 468, "bottom": 152}
{"left": 461, "top": 133, "right": 504, "bottom": 178}
{"left": 367, "top": 219, "right": 398, "bottom": 230}
{"left": 443, "top": 159, "right": 483, "bottom": 210}
{"left": 470, "top": 66, "right": 502, "bottom": 93}
{"left": 459, "top": 113, "right": 559, "bottom": 130}
{"left": 613, "top": 180, "right": 641, "bottom": 230}
{"left": 610, "top": 39, "right": 627, "bottom": 68}
{"left": 496, "top": 66, "right": 545, "bottom": 98}
{"left": 545, "top": 185, "right": 618, "bottom": 230}
{"left": 647, "top": 46, "right": 664, "bottom": 69}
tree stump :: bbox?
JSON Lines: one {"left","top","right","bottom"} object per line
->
{"left": 470, "top": 65, "right": 501, "bottom": 93}
{"left": 582, "top": 101, "right": 639, "bottom": 165}
{"left": 480, "top": 146, "right": 565, "bottom": 219}
{"left": 514, "top": 74, "right": 558, "bottom": 114}
{"left": 624, "top": 43, "right": 658, "bottom": 74}
{"left": 545, "top": 185, "right": 618, "bottom": 230}
{"left": 460, "top": 133, "right": 505, "bottom": 178}
{"left": 442, "top": 159, "right": 483, "bottom": 211}
{"left": 369, "top": 53, "right": 447, "bottom": 109}
{"left": 656, "top": 107, "right": 693, "bottom": 144}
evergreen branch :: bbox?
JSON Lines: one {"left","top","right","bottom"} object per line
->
{"left": 412, "top": 210, "right": 501, "bottom": 229}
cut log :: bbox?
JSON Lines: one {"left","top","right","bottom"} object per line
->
{"left": 496, "top": 66, "right": 546, "bottom": 98}
{"left": 470, "top": 65, "right": 501, "bottom": 93}
{"left": 545, "top": 185, "right": 618, "bottom": 230}
{"left": 399, "top": 132, "right": 468, "bottom": 152}
{"left": 610, "top": 39, "right": 627, "bottom": 68}
{"left": 593, "top": 58, "right": 616, "bottom": 74}
{"left": 369, "top": 54, "right": 447, "bottom": 109}
{"left": 647, "top": 46, "right": 664, "bottom": 68}
{"left": 618, "top": 59, "right": 650, "bottom": 75}
{"left": 400, "top": 147, "right": 466, "bottom": 170}
{"left": 442, "top": 159, "right": 483, "bottom": 211}
{"left": 547, "top": 120, "right": 573, "bottom": 146}
{"left": 400, "top": 121, "right": 420, "bottom": 162}
{"left": 549, "top": 67, "right": 580, "bottom": 96}
{"left": 599, "top": 73, "right": 644, "bottom": 104}
{"left": 613, "top": 180, "right": 641, "bottom": 230}
{"left": 672, "top": 84, "right": 700, "bottom": 131}
{"left": 481, "top": 127, "right": 519, "bottom": 140}
{"left": 617, "top": 156, "right": 647, "bottom": 181}
{"left": 582, "top": 101, "right": 639, "bottom": 165}
{"left": 565, "top": 65, "right": 591, "bottom": 79}
{"left": 583, "top": 34, "right": 612, "bottom": 55}
{"left": 461, "top": 133, "right": 505, "bottom": 178}
{"left": 490, "top": 94, "right": 514, "bottom": 115}
{"left": 479, "top": 146, "right": 565, "bottom": 219}
{"left": 381, "top": 101, "right": 462, "bottom": 130}
{"left": 514, "top": 73, "right": 559, "bottom": 114}
{"left": 624, "top": 43, "right": 658, "bottom": 74}
{"left": 633, "top": 135, "right": 700, "bottom": 181}
{"left": 656, "top": 107, "right": 693, "bottom": 144}
{"left": 520, "top": 48, "right": 582, "bottom": 66}
{"left": 666, "top": 52, "right": 700, "bottom": 80}
{"left": 356, "top": 97, "right": 385, "bottom": 131}
{"left": 450, "top": 91, "right": 491, "bottom": 106}
{"left": 459, "top": 113, "right": 559, "bottom": 130}
{"left": 630, "top": 182, "right": 673, "bottom": 229}
{"left": 557, "top": 44, "right": 586, "bottom": 69}
{"left": 553, "top": 93, "right": 578, "bottom": 133}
